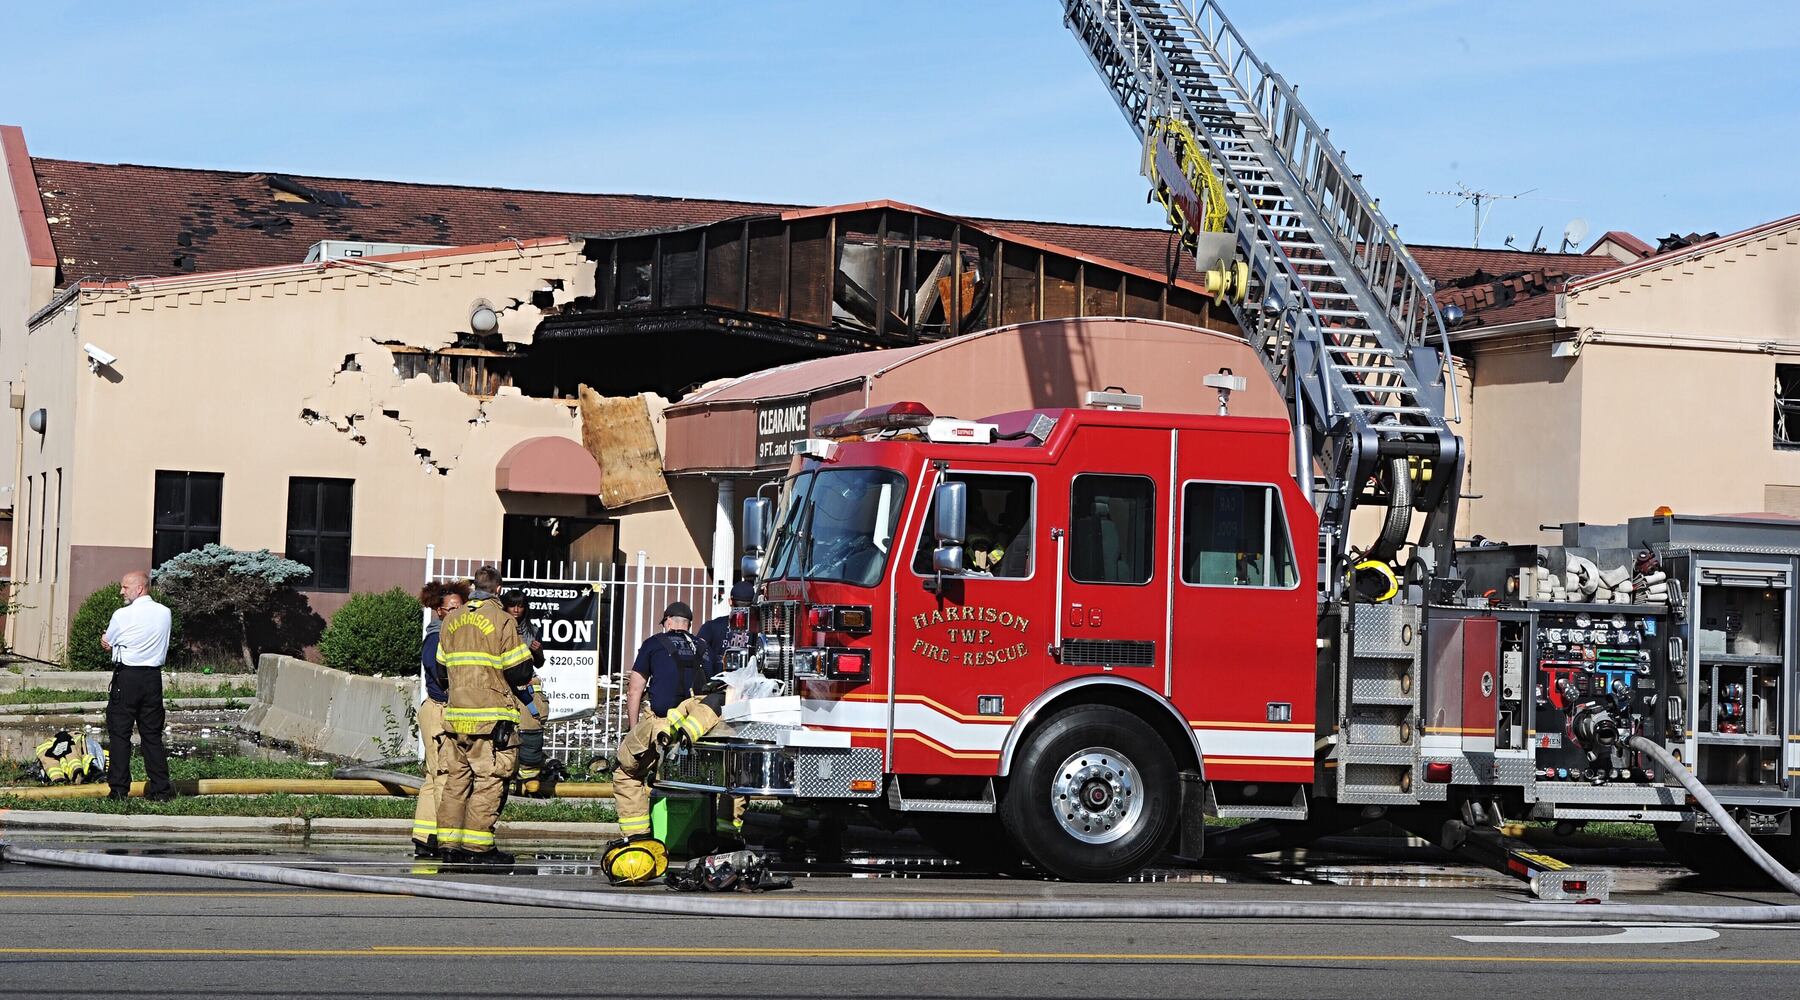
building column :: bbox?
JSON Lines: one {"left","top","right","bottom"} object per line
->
{"left": 709, "top": 477, "right": 735, "bottom": 617}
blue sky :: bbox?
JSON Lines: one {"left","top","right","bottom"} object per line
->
{"left": 4, "top": 1, "right": 1796, "bottom": 249}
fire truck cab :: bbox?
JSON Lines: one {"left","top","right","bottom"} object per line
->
{"left": 660, "top": 397, "right": 1320, "bottom": 881}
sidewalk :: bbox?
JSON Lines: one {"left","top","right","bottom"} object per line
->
{"left": 0, "top": 808, "right": 620, "bottom": 845}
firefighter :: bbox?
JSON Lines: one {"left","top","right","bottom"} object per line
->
{"left": 34, "top": 730, "right": 105, "bottom": 784}
{"left": 411, "top": 580, "right": 467, "bottom": 859}
{"left": 602, "top": 685, "right": 727, "bottom": 884}
{"left": 434, "top": 590, "right": 535, "bottom": 866}
{"left": 603, "top": 602, "right": 711, "bottom": 883}
{"left": 499, "top": 590, "right": 551, "bottom": 789}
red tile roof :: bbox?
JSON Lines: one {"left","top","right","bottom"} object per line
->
{"left": 24, "top": 156, "right": 1619, "bottom": 331}
{"left": 1415, "top": 245, "right": 1617, "bottom": 327}
{"left": 1585, "top": 230, "right": 1653, "bottom": 258}
{"left": 31, "top": 158, "right": 794, "bottom": 284}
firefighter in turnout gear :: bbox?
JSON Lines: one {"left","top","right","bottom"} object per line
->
{"left": 605, "top": 602, "right": 722, "bottom": 884}
{"left": 435, "top": 593, "right": 535, "bottom": 865}
{"left": 602, "top": 686, "right": 727, "bottom": 884}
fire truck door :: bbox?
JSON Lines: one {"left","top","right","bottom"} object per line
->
{"left": 1055, "top": 434, "right": 1172, "bottom": 683}
{"left": 894, "top": 470, "right": 1042, "bottom": 774}
{"left": 1168, "top": 477, "right": 1313, "bottom": 766}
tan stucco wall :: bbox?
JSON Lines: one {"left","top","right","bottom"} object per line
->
{"left": 12, "top": 299, "right": 80, "bottom": 656}
{"left": 3, "top": 241, "right": 712, "bottom": 660}
{"left": 1562, "top": 227, "right": 1800, "bottom": 341}
{"left": 1461, "top": 342, "right": 1583, "bottom": 544}
{"left": 1459, "top": 222, "right": 1800, "bottom": 544}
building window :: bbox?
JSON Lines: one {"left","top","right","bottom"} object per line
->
{"left": 49, "top": 468, "right": 60, "bottom": 583}
{"left": 1069, "top": 474, "right": 1155, "bottom": 585}
{"left": 153, "top": 471, "right": 223, "bottom": 568}
{"left": 1181, "top": 482, "right": 1298, "bottom": 588}
{"left": 286, "top": 477, "right": 353, "bottom": 591}
{"left": 1777, "top": 365, "right": 1800, "bottom": 448}
{"left": 911, "top": 473, "right": 1035, "bottom": 579}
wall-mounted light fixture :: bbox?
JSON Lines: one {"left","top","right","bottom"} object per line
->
{"left": 27, "top": 408, "right": 47, "bottom": 435}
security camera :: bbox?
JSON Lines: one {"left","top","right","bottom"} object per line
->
{"left": 83, "top": 343, "right": 117, "bottom": 371}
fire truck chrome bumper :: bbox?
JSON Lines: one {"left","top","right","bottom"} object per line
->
{"left": 657, "top": 738, "right": 885, "bottom": 799}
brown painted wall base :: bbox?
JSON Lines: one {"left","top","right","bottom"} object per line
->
{"left": 66, "top": 546, "right": 429, "bottom": 661}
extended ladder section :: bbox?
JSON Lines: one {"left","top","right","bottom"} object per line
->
{"left": 1062, "top": 0, "right": 1465, "bottom": 597}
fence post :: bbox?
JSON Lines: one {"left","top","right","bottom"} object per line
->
{"left": 631, "top": 549, "right": 649, "bottom": 683}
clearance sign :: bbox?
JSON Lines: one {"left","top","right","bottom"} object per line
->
{"left": 755, "top": 395, "right": 813, "bottom": 467}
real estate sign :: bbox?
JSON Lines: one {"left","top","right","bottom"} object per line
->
{"left": 515, "top": 580, "right": 602, "bottom": 720}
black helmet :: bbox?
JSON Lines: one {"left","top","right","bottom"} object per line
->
{"left": 661, "top": 601, "right": 694, "bottom": 622}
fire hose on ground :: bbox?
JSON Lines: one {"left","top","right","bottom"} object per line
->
{"left": 1, "top": 839, "right": 1799, "bottom": 922}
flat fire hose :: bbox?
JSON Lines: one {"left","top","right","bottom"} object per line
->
{"left": 2, "top": 841, "right": 1798, "bottom": 922}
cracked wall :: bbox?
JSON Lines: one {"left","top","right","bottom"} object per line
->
{"left": 9, "top": 239, "right": 653, "bottom": 661}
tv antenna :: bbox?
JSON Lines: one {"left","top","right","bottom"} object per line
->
{"left": 1429, "top": 182, "right": 1535, "bottom": 248}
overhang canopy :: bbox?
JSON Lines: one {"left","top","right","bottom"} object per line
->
{"left": 662, "top": 316, "right": 1287, "bottom": 475}
{"left": 495, "top": 436, "right": 602, "bottom": 495}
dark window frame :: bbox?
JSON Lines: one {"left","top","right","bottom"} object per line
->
{"left": 1776, "top": 364, "right": 1800, "bottom": 449}
{"left": 1178, "top": 479, "right": 1300, "bottom": 590}
{"left": 286, "top": 477, "right": 354, "bottom": 592}
{"left": 152, "top": 470, "right": 223, "bottom": 570}
{"left": 909, "top": 470, "right": 1038, "bottom": 581}
{"left": 1067, "top": 473, "right": 1157, "bottom": 587}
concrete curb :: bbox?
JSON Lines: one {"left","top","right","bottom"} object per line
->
{"left": 0, "top": 671, "right": 229, "bottom": 694}
{"left": 0, "top": 809, "right": 621, "bottom": 844}
{"left": 0, "top": 698, "right": 244, "bottom": 716}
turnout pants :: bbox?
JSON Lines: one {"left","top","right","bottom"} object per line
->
{"left": 411, "top": 699, "right": 448, "bottom": 844}
{"left": 612, "top": 694, "right": 723, "bottom": 839}
{"left": 435, "top": 731, "right": 517, "bottom": 853}
{"left": 106, "top": 667, "right": 171, "bottom": 798}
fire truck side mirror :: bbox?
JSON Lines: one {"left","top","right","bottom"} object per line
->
{"left": 932, "top": 544, "right": 965, "bottom": 575}
{"left": 933, "top": 481, "right": 967, "bottom": 546}
{"left": 741, "top": 497, "right": 772, "bottom": 557}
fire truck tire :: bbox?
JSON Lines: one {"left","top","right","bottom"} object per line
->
{"left": 908, "top": 814, "right": 1028, "bottom": 874}
{"left": 999, "top": 704, "right": 1178, "bottom": 882}
{"left": 1655, "top": 824, "right": 1800, "bottom": 887}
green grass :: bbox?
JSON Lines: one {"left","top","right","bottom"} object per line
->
{"left": 0, "top": 792, "right": 616, "bottom": 823}
{"left": 0, "top": 681, "right": 256, "bottom": 706}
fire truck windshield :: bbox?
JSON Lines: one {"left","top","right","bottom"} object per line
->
{"left": 763, "top": 468, "right": 907, "bottom": 587}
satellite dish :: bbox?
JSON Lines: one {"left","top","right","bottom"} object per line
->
{"left": 1561, "top": 218, "right": 1590, "bottom": 252}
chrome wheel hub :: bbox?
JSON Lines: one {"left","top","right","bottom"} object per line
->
{"left": 1050, "top": 746, "right": 1142, "bottom": 845}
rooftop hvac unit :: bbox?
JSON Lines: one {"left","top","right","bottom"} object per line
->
{"left": 304, "top": 240, "right": 449, "bottom": 264}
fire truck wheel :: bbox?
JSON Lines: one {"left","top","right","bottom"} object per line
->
{"left": 1000, "top": 704, "right": 1177, "bottom": 882}
{"left": 1655, "top": 823, "right": 1800, "bottom": 887}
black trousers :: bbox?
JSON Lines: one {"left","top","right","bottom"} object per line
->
{"left": 107, "top": 668, "right": 171, "bottom": 797}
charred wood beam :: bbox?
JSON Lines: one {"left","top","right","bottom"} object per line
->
{"left": 534, "top": 307, "right": 871, "bottom": 354}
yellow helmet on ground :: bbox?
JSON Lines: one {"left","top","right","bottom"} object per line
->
{"left": 602, "top": 837, "right": 668, "bottom": 886}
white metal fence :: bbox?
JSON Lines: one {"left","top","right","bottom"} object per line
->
{"left": 424, "top": 547, "right": 714, "bottom": 763}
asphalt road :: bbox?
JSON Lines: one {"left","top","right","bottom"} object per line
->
{"left": 0, "top": 844, "right": 1796, "bottom": 1000}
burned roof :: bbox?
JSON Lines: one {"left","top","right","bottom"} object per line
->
{"left": 27, "top": 155, "right": 1624, "bottom": 330}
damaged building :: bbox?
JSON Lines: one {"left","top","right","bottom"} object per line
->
{"left": 6, "top": 123, "right": 1784, "bottom": 663}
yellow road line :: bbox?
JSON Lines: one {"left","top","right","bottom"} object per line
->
{"left": 0, "top": 946, "right": 1798, "bottom": 966}
{"left": 0, "top": 891, "right": 385, "bottom": 899}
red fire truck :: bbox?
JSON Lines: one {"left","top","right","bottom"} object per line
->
{"left": 697, "top": 398, "right": 1315, "bottom": 881}
{"left": 661, "top": 0, "right": 1800, "bottom": 888}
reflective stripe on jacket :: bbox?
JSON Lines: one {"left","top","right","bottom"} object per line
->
{"left": 437, "top": 599, "right": 531, "bottom": 735}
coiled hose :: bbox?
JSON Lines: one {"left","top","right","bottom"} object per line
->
{"left": 2, "top": 840, "right": 1797, "bottom": 922}
{"left": 1628, "top": 734, "right": 1800, "bottom": 896}
{"left": 1370, "top": 456, "right": 1412, "bottom": 563}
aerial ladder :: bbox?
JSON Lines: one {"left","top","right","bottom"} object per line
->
{"left": 1061, "top": 0, "right": 1466, "bottom": 603}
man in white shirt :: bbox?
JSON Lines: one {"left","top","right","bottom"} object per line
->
{"left": 100, "top": 571, "right": 174, "bottom": 800}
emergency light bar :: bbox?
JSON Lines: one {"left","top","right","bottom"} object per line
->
{"left": 812, "top": 401, "right": 935, "bottom": 438}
